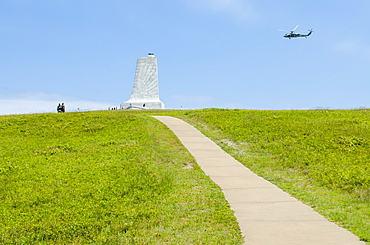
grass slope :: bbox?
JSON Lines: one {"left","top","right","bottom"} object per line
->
{"left": 170, "top": 109, "right": 370, "bottom": 243}
{"left": 0, "top": 111, "right": 243, "bottom": 244}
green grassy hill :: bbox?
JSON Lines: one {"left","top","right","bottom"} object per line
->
{"left": 2, "top": 109, "right": 370, "bottom": 244}
{"left": 0, "top": 111, "right": 243, "bottom": 244}
{"left": 172, "top": 109, "right": 370, "bottom": 243}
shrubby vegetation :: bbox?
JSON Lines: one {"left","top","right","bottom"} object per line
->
{"left": 174, "top": 109, "right": 370, "bottom": 243}
{"left": 0, "top": 111, "right": 243, "bottom": 244}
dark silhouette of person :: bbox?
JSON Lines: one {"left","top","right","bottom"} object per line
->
{"left": 57, "top": 103, "right": 62, "bottom": 113}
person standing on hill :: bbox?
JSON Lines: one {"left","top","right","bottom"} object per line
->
{"left": 57, "top": 103, "right": 62, "bottom": 113}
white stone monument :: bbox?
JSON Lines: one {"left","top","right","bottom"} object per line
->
{"left": 120, "top": 53, "right": 165, "bottom": 109}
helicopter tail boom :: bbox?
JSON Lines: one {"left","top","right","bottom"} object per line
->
{"left": 306, "top": 29, "right": 313, "bottom": 36}
{"left": 301, "top": 29, "right": 313, "bottom": 38}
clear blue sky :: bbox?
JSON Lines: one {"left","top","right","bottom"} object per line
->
{"left": 1, "top": 0, "right": 370, "bottom": 114}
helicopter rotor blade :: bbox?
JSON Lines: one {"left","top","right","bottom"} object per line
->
{"left": 293, "top": 25, "right": 299, "bottom": 31}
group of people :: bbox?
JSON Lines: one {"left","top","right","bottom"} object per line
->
{"left": 57, "top": 103, "right": 66, "bottom": 113}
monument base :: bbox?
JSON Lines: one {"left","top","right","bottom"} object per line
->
{"left": 120, "top": 100, "right": 164, "bottom": 109}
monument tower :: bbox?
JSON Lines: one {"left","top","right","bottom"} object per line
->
{"left": 121, "top": 53, "right": 165, "bottom": 109}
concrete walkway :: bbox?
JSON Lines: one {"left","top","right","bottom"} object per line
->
{"left": 154, "top": 116, "right": 365, "bottom": 245}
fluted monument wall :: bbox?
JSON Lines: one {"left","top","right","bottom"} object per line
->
{"left": 121, "top": 53, "right": 164, "bottom": 109}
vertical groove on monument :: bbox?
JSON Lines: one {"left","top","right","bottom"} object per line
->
{"left": 121, "top": 53, "right": 165, "bottom": 109}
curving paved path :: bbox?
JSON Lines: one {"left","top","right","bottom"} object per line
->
{"left": 154, "top": 116, "right": 365, "bottom": 245}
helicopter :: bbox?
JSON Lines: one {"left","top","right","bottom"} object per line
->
{"left": 279, "top": 25, "right": 313, "bottom": 39}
